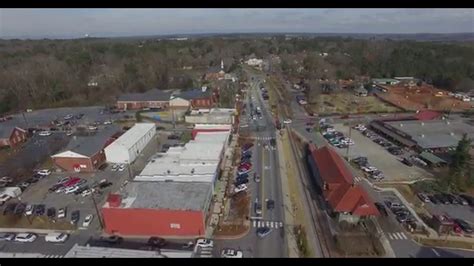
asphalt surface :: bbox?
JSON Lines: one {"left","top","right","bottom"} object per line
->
{"left": 215, "top": 73, "right": 287, "bottom": 258}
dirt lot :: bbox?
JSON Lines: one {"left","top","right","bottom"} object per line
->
{"left": 375, "top": 85, "right": 473, "bottom": 112}
{"left": 310, "top": 92, "right": 400, "bottom": 115}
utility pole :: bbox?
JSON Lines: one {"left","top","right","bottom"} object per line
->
{"left": 91, "top": 194, "right": 104, "bottom": 230}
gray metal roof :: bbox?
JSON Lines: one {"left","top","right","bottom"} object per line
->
{"left": 64, "top": 125, "right": 120, "bottom": 157}
{"left": 385, "top": 120, "right": 474, "bottom": 149}
{"left": 419, "top": 151, "right": 447, "bottom": 164}
{"left": 118, "top": 89, "right": 171, "bottom": 102}
{"left": 177, "top": 88, "right": 212, "bottom": 100}
{"left": 121, "top": 181, "right": 212, "bottom": 211}
{"left": 64, "top": 244, "right": 193, "bottom": 258}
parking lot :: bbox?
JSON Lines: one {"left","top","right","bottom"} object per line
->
{"left": 331, "top": 123, "right": 430, "bottom": 182}
{"left": 425, "top": 203, "right": 474, "bottom": 224}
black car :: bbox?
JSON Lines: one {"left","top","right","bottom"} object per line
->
{"left": 99, "top": 182, "right": 113, "bottom": 189}
{"left": 34, "top": 204, "right": 45, "bottom": 216}
{"left": 444, "top": 194, "right": 460, "bottom": 205}
{"left": 74, "top": 185, "right": 89, "bottom": 195}
{"left": 147, "top": 237, "right": 166, "bottom": 247}
{"left": 459, "top": 194, "right": 474, "bottom": 206}
{"left": 270, "top": 139, "right": 276, "bottom": 147}
{"left": 13, "top": 203, "right": 26, "bottom": 215}
{"left": 237, "top": 173, "right": 249, "bottom": 179}
{"left": 453, "top": 219, "right": 473, "bottom": 234}
{"left": 49, "top": 184, "right": 62, "bottom": 193}
{"left": 3, "top": 203, "right": 18, "bottom": 215}
{"left": 428, "top": 195, "right": 441, "bottom": 204}
{"left": 435, "top": 194, "right": 450, "bottom": 205}
{"left": 47, "top": 207, "right": 56, "bottom": 219}
{"left": 26, "top": 178, "right": 38, "bottom": 184}
{"left": 401, "top": 158, "right": 413, "bottom": 167}
{"left": 100, "top": 235, "right": 123, "bottom": 244}
{"left": 256, "top": 227, "right": 272, "bottom": 238}
{"left": 266, "top": 199, "right": 275, "bottom": 210}
{"left": 71, "top": 210, "right": 80, "bottom": 224}
{"left": 381, "top": 142, "right": 392, "bottom": 148}
{"left": 235, "top": 178, "right": 249, "bottom": 186}
{"left": 353, "top": 156, "right": 368, "bottom": 163}
{"left": 167, "top": 135, "right": 180, "bottom": 140}
{"left": 374, "top": 202, "right": 388, "bottom": 216}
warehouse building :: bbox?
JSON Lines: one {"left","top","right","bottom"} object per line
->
{"left": 369, "top": 119, "right": 474, "bottom": 152}
{"left": 102, "top": 181, "right": 213, "bottom": 237}
{"left": 104, "top": 123, "right": 156, "bottom": 164}
{"left": 135, "top": 131, "right": 229, "bottom": 183}
{"left": 51, "top": 126, "right": 120, "bottom": 172}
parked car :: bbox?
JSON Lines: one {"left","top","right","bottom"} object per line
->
{"left": 454, "top": 195, "right": 469, "bottom": 206}
{"left": 57, "top": 177, "right": 72, "bottom": 185}
{"left": 254, "top": 202, "right": 262, "bottom": 215}
{"left": 47, "top": 207, "right": 56, "bottom": 219}
{"left": 65, "top": 186, "right": 80, "bottom": 195}
{"left": 70, "top": 210, "right": 80, "bottom": 224}
{"left": 14, "top": 233, "right": 37, "bottom": 243}
{"left": 18, "top": 182, "right": 30, "bottom": 191}
{"left": 34, "top": 204, "right": 45, "bottom": 216}
{"left": 459, "top": 194, "right": 474, "bottom": 206}
{"left": 374, "top": 202, "right": 388, "bottom": 216}
{"left": 254, "top": 173, "right": 261, "bottom": 183}
{"left": 57, "top": 208, "right": 66, "bottom": 219}
{"left": 118, "top": 164, "right": 126, "bottom": 172}
{"left": 37, "top": 169, "right": 51, "bottom": 176}
{"left": 14, "top": 203, "right": 26, "bottom": 215}
{"left": 234, "top": 184, "right": 248, "bottom": 194}
{"left": 45, "top": 233, "right": 69, "bottom": 243}
{"left": 0, "top": 177, "right": 13, "bottom": 184}
{"left": 453, "top": 218, "right": 473, "bottom": 234}
{"left": 235, "top": 178, "right": 249, "bottom": 186}
{"left": 401, "top": 158, "right": 413, "bottom": 166}
{"left": 82, "top": 189, "right": 93, "bottom": 197}
{"left": 0, "top": 233, "right": 16, "bottom": 241}
{"left": 38, "top": 131, "right": 52, "bottom": 136}
{"left": 100, "top": 235, "right": 123, "bottom": 244}
{"left": 82, "top": 214, "right": 94, "bottom": 228}
{"left": 221, "top": 248, "right": 243, "bottom": 258}
{"left": 428, "top": 195, "right": 441, "bottom": 205}
{"left": 256, "top": 227, "right": 272, "bottom": 238}
{"left": 417, "top": 193, "right": 431, "bottom": 203}
{"left": 25, "top": 204, "right": 34, "bottom": 216}
{"left": 444, "top": 194, "right": 460, "bottom": 205}
{"left": 195, "top": 238, "right": 214, "bottom": 248}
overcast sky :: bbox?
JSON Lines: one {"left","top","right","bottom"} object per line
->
{"left": 0, "top": 8, "right": 473, "bottom": 39}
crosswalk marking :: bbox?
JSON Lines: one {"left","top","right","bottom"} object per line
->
{"left": 253, "top": 220, "right": 257, "bottom": 227}
{"left": 388, "top": 232, "right": 408, "bottom": 241}
{"left": 279, "top": 222, "right": 283, "bottom": 227}
{"left": 251, "top": 219, "right": 284, "bottom": 229}
{"left": 270, "top": 221, "right": 274, "bottom": 228}
{"left": 200, "top": 254, "right": 213, "bottom": 258}
{"left": 266, "top": 221, "right": 270, "bottom": 227}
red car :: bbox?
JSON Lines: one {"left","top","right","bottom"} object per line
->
{"left": 64, "top": 177, "right": 81, "bottom": 187}
{"left": 238, "top": 165, "right": 251, "bottom": 171}
{"left": 240, "top": 162, "right": 252, "bottom": 168}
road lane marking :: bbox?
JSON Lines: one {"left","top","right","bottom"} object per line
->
{"left": 431, "top": 248, "right": 440, "bottom": 257}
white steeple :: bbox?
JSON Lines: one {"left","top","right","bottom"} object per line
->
{"left": 221, "top": 59, "right": 224, "bottom": 70}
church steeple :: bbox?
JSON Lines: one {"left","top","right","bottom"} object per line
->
{"left": 221, "top": 59, "right": 224, "bottom": 70}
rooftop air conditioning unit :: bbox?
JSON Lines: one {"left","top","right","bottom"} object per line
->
{"left": 400, "top": 123, "right": 403, "bottom": 127}
{"left": 420, "top": 134, "right": 425, "bottom": 138}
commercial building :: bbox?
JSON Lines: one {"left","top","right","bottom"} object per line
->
{"left": 372, "top": 78, "right": 400, "bottom": 85}
{"left": 369, "top": 119, "right": 474, "bottom": 152}
{"left": 104, "top": 123, "right": 156, "bottom": 164}
{"left": 116, "top": 89, "right": 171, "bottom": 110}
{"left": 185, "top": 108, "right": 236, "bottom": 125}
{"left": 101, "top": 181, "right": 213, "bottom": 237}
{"left": 171, "top": 87, "right": 216, "bottom": 109}
{"left": 51, "top": 125, "right": 120, "bottom": 172}
{"left": 0, "top": 126, "right": 27, "bottom": 148}
{"left": 305, "top": 144, "right": 379, "bottom": 223}
{"left": 136, "top": 131, "right": 229, "bottom": 183}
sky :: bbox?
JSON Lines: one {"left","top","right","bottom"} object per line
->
{"left": 0, "top": 8, "right": 473, "bottom": 39}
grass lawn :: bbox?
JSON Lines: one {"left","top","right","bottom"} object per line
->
{"left": 309, "top": 92, "right": 400, "bottom": 115}
{"left": 417, "top": 237, "right": 474, "bottom": 250}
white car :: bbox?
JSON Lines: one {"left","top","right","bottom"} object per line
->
{"left": 57, "top": 208, "right": 66, "bottom": 219}
{"left": 88, "top": 125, "right": 98, "bottom": 130}
{"left": 63, "top": 114, "right": 73, "bottom": 120}
{"left": 103, "top": 120, "right": 112, "bottom": 125}
{"left": 118, "top": 164, "right": 125, "bottom": 172}
{"left": 45, "top": 233, "right": 69, "bottom": 243}
{"left": 66, "top": 131, "right": 73, "bottom": 136}
{"left": 37, "top": 169, "right": 51, "bottom": 176}
{"left": 81, "top": 189, "right": 92, "bottom": 197}
{"left": 195, "top": 238, "right": 214, "bottom": 248}
{"left": 25, "top": 205, "right": 34, "bottom": 216}
{"left": 111, "top": 164, "right": 119, "bottom": 171}
{"left": 234, "top": 184, "right": 248, "bottom": 194}
{"left": 14, "top": 233, "right": 37, "bottom": 243}
{"left": 221, "top": 248, "right": 243, "bottom": 258}
{"left": 38, "top": 131, "right": 52, "bottom": 136}
{"left": 65, "top": 186, "right": 80, "bottom": 194}
{"left": 82, "top": 214, "right": 94, "bottom": 228}
{"left": 283, "top": 119, "right": 292, "bottom": 124}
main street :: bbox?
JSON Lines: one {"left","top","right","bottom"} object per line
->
{"left": 214, "top": 73, "right": 287, "bottom": 258}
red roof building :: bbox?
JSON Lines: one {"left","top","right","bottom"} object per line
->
{"left": 309, "top": 145, "right": 379, "bottom": 221}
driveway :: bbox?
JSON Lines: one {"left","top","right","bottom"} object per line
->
{"left": 331, "top": 123, "right": 430, "bottom": 182}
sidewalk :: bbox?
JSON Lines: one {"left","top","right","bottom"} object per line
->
{"left": 275, "top": 130, "right": 300, "bottom": 258}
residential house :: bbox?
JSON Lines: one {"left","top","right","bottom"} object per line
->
{"left": 305, "top": 144, "right": 379, "bottom": 223}
{"left": 116, "top": 89, "right": 171, "bottom": 111}
{"left": 372, "top": 78, "right": 400, "bottom": 86}
{"left": 354, "top": 86, "right": 368, "bottom": 97}
{"left": 176, "top": 87, "right": 216, "bottom": 109}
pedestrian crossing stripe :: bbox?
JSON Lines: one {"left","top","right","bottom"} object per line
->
{"left": 354, "top": 177, "right": 362, "bottom": 182}
{"left": 200, "top": 250, "right": 212, "bottom": 255}
{"left": 388, "top": 232, "right": 407, "bottom": 240}
{"left": 253, "top": 220, "right": 284, "bottom": 229}
{"left": 199, "top": 254, "right": 213, "bottom": 258}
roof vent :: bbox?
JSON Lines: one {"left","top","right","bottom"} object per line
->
{"left": 446, "top": 121, "right": 450, "bottom": 125}
{"left": 421, "top": 122, "right": 424, "bottom": 126}
{"left": 400, "top": 123, "right": 403, "bottom": 127}
{"left": 167, "top": 170, "right": 171, "bottom": 174}
{"left": 191, "top": 168, "right": 195, "bottom": 174}
{"left": 420, "top": 134, "right": 425, "bottom": 138}
{"left": 201, "top": 86, "right": 207, "bottom": 92}
{"left": 450, "top": 132, "right": 455, "bottom": 136}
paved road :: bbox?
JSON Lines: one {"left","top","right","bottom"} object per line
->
{"left": 215, "top": 73, "right": 287, "bottom": 258}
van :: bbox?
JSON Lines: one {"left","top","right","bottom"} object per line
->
{"left": 45, "top": 233, "right": 69, "bottom": 243}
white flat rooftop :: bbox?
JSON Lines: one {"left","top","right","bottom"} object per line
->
{"left": 108, "top": 123, "right": 155, "bottom": 149}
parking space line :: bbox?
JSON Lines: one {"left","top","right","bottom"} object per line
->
{"left": 253, "top": 220, "right": 256, "bottom": 227}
